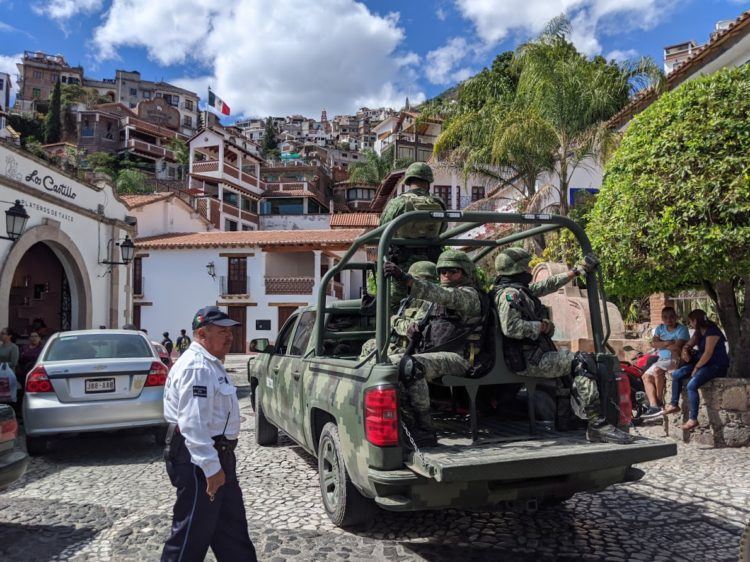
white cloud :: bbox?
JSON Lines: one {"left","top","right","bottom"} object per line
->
{"left": 454, "top": 0, "right": 676, "bottom": 55}
{"left": 33, "top": 0, "right": 104, "bottom": 21}
{"left": 0, "top": 52, "right": 22, "bottom": 94}
{"left": 425, "top": 37, "right": 473, "bottom": 85}
{"left": 90, "top": 0, "right": 424, "bottom": 117}
{"left": 437, "top": 7, "right": 448, "bottom": 20}
{"left": 605, "top": 48, "right": 639, "bottom": 62}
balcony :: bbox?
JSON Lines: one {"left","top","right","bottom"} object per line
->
{"left": 123, "top": 116, "right": 182, "bottom": 139}
{"left": 220, "top": 276, "right": 250, "bottom": 296}
{"left": 190, "top": 160, "right": 260, "bottom": 192}
{"left": 264, "top": 277, "right": 344, "bottom": 298}
{"left": 125, "top": 138, "right": 176, "bottom": 161}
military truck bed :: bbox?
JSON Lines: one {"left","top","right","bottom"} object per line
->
{"left": 405, "top": 419, "right": 676, "bottom": 483}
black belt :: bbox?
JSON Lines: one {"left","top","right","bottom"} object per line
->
{"left": 212, "top": 435, "right": 237, "bottom": 452}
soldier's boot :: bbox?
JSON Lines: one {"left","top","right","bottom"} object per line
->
{"left": 586, "top": 418, "right": 635, "bottom": 445}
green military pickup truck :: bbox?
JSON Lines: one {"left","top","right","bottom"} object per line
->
{"left": 247, "top": 211, "right": 677, "bottom": 528}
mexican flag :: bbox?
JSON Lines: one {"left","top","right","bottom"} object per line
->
{"left": 208, "top": 88, "right": 231, "bottom": 116}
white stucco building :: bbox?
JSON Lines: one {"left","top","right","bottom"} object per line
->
{"left": 0, "top": 143, "right": 135, "bottom": 336}
{"left": 133, "top": 229, "right": 366, "bottom": 353}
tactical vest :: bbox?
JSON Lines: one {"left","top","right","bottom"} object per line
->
{"left": 419, "top": 289, "right": 489, "bottom": 368}
{"left": 493, "top": 280, "right": 556, "bottom": 370}
{"left": 394, "top": 191, "right": 446, "bottom": 239}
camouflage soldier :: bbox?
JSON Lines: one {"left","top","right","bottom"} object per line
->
{"left": 493, "top": 247, "right": 634, "bottom": 445}
{"left": 358, "top": 261, "right": 438, "bottom": 360}
{"left": 379, "top": 162, "right": 446, "bottom": 311}
{"left": 385, "top": 249, "right": 484, "bottom": 442}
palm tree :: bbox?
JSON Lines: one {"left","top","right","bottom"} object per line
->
{"left": 507, "top": 15, "right": 663, "bottom": 215}
{"left": 347, "top": 149, "right": 411, "bottom": 185}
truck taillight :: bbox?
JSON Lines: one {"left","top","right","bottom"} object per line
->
{"left": 364, "top": 386, "right": 399, "bottom": 447}
{"left": 145, "top": 361, "right": 169, "bottom": 387}
{"left": 26, "top": 365, "right": 53, "bottom": 393}
{"left": 616, "top": 372, "right": 632, "bottom": 427}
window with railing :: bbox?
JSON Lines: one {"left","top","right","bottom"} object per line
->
{"left": 241, "top": 197, "right": 258, "bottom": 213}
{"left": 347, "top": 188, "right": 374, "bottom": 201}
{"left": 185, "top": 99, "right": 194, "bottom": 111}
{"left": 222, "top": 191, "right": 239, "bottom": 207}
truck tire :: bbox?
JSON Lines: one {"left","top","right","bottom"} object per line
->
{"left": 740, "top": 520, "right": 750, "bottom": 562}
{"left": 254, "top": 386, "right": 278, "bottom": 446}
{"left": 25, "top": 435, "right": 47, "bottom": 456}
{"left": 317, "top": 422, "right": 375, "bottom": 528}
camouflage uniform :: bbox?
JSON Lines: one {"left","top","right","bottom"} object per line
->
{"left": 389, "top": 250, "right": 482, "bottom": 424}
{"left": 494, "top": 248, "right": 633, "bottom": 444}
{"left": 379, "top": 162, "right": 446, "bottom": 311}
{"left": 359, "top": 261, "right": 438, "bottom": 361}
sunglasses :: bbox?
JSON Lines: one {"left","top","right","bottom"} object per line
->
{"left": 438, "top": 268, "right": 461, "bottom": 275}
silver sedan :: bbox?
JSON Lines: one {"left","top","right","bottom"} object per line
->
{"left": 23, "top": 329, "right": 168, "bottom": 455}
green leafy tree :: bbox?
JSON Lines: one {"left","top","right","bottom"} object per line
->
{"left": 347, "top": 149, "right": 411, "bottom": 185}
{"left": 44, "top": 81, "right": 62, "bottom": 144}
{"left": 167, "top": 138, "right": 189, "bottom": 179}
{"left": 86, "top": 151, "right": 118, "bottom": 178}
{"left": 261, "top": 117, "right": 278, "bottom": 158}
{"left": 115, "top": 168, "right": 149, "bottom": 194}
{"left": 587, "top": 65, "right": 750, "bottom": 377}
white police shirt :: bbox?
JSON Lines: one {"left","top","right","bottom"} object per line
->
{"left": 163, "top": 341, "right": 241, "bottom": 477}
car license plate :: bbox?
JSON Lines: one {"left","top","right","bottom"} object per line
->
{"left": 85, "top": 378, "right": 115, "bottom": 393}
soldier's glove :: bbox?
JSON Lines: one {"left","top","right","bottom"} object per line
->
{"left": 383, "top": 261, "right": 413, "bottom": 285}
{"left": 406, "top": 322, "right": 421, "bottom": 339}
{"left": 541, "top": 319, "right": 555, "bottom": 338}
{"left": 574, "top": 254, "right": 600, "bottom": 275}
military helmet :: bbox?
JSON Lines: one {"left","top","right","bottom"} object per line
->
{"left": 495, "top": 247, "right": 532, "bottom": 276}
{"left": 408, "top": 261, "right": 438, "bottom": 282}
{"left": 436, "top": 249, "right": 474, "bottom": 276}
{"left": 403, "top": 162, "right": 434, "bottom": 184}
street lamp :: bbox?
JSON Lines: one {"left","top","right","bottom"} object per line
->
{"left": 1, "top": 200, "right": 30, "bottom": 241}
{"left": 206, "top": 261, "right": 216, "bottom": 279}
{"left": 102, "top": 235, "right": 135, "bottom": 266}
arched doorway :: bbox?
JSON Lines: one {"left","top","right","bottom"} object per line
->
{"left": 7, "top": 243, "right": 71, "bottom": 337}
{"left": 0, "top": 224, "right": 92, "bottom": 336}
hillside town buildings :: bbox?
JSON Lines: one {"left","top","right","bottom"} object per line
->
{"left": 14, "top": 51, "right": 83, "bottom": 114}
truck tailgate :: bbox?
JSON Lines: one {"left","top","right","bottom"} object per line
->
{"left": 405, "top": 427, "right": 677, "bottom": 482}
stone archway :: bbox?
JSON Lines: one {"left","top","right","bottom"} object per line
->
{"left": 0, "top": 224, "right": 92, "bottom": 331}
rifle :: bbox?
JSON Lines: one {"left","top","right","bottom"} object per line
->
{"left": 398, "top": 303, "right": 434, "bottom": 384}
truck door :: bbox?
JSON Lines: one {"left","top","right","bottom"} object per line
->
{"left": 264, "top": 314, "right": 299, "bottom": 424}
{"left": 277, "top": 310, "right": 316, "bottom": 444}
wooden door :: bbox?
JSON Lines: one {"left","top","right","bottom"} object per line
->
{"left": 228, "top": 306, "right": 246, "bottom": 353}
{"left": 277, "top": 306, "right": 298, "bottom": 335}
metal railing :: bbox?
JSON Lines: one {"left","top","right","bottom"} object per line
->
{"left": 220, "top": 276, "right": 250, "bottom": 295}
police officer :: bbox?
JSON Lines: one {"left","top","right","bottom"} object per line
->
{"left": 385, "top": 249, "right": 483, "bottom": 441}
{"left": 379, "top": 162, "right": 446, "bottom": 311}
{"left": 161, "top": 306, "right": 257, "bottom": 562}
{"left": 493, "top": 248, "right": 634, "bottom": 445}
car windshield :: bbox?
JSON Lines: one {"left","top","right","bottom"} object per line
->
{"left": 45, "top": 333, "right": 153, "bottom": 361}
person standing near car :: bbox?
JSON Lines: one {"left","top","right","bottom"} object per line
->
{"left": 161, "top": 306, "right": 256, "bottom": 562}
{"left": 162, "top": 332, "right": 174, "bottom": 356}
{"left": 0, "top": 328, "right": 19, "bottom": 409}
{"left": 176, "top": 329, "right": 191, "bottom": 356}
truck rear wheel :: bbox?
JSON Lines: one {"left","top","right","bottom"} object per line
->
{"left": 317, "top": 422, "right": 375, "bottom": 528}
{"left": 254, "top": 386, "right": 278, "bottom": 446}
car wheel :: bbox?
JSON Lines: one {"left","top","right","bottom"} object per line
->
{"left": 153, "top": 425, "right": 169, "bottom": 446}
{"left": 317, "top": 422, "right": 375, "bottom": 528}
{"left": 26, "top": 435, "right": 47, "bottom": 456}
{"left": 254, "top": 386, "right": 278, "bottom": 446}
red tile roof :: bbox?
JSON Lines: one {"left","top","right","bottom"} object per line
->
{"left": 609, "top": 9, "right": 750, "bottom": 129}
{"left": 120, "top": 192, "right": 173, "bottom": 209}
{"left": 135, "top": 228, "right": 365, "bottom": 249}
{"left": 329, "top": 213, "right": 380, "bottom": 228}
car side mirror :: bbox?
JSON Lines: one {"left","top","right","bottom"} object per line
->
{"left": 250, "top": 338, "right": 271, "bottom": 353}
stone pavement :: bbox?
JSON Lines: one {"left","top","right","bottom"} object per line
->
{"left": 1, "top": 361, "right": 747, "bottom": 561}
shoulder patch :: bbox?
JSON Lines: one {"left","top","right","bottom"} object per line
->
{"left": 192, "top": 385, "right": 207, "bottom": 398}
{"left": 504, "top": 291, "right": 520, "bottom": 302}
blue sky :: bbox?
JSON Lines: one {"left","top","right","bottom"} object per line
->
{"left": 1, "top": 0, "right": 748, "bottom": 120}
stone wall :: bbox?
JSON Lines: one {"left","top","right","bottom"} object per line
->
{"left": 658, "top": 377, "right": 750, "bottom": 447}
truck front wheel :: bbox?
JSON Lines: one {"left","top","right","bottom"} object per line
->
{"left": 317, "top": 422, "right": 375, "bottom": 528}
{"left": 254, "top": 386, "right": 278, "bottom": 446}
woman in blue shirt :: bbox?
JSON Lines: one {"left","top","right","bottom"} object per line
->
{"left": 663, "top": 309, "right": 729, "bottom": 430}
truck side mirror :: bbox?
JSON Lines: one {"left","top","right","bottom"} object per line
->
{"left": 249, "top": 338, "right": 271, "bottom": 353}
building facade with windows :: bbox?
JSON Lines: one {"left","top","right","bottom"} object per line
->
{"left": 132, "top": 229, "right": 365, "bottom": 351}
{"left": 15, "top": 51, "right": 84, "bottom": 113}
{"left": 0, "top": 72, "right": 11, "bottom": 113}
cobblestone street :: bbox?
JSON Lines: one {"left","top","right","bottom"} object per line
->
{"left": 1, "top": 362, "right": 747, "bottom": 561}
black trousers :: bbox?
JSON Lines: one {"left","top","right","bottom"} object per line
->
{"left": 161, "top": 435, "right": 257, "bottom": 562}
